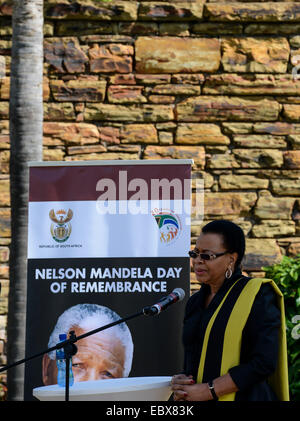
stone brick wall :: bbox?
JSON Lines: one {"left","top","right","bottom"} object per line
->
{"left": 1, "top": 0, "right": 300, "bottom": 368}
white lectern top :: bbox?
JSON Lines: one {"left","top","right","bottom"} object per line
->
{"left": 33, "top": 376, "right": 172, "bottom": 401}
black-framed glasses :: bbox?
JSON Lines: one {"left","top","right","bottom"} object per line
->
{"left": 188, "top": 250, "right": 227, "bottom": 260}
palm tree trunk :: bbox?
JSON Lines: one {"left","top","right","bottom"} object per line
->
{"left": 7, "top": 0, "right": 43, "bottom": 400}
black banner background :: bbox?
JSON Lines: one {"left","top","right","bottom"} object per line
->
{"left": 24, "top": 257, "right": 190, "bottom": 400}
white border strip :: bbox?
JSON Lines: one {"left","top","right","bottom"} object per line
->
{"left": 28, "top": 159, "right": 194, "bottom": 167}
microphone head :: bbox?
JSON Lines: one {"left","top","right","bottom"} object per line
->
{"left": 172, "top": 288, "right": 185, "bottom": 301}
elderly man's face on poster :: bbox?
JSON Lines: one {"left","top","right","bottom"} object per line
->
{"left": 42, "top": 327, "right": 126, "bottom": 385}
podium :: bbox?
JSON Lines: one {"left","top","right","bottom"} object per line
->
{"left": 33, "top": 376, "right": 173, "bottom": 401}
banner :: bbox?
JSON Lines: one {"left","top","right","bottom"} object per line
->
{"left": 24, "top": 160, "right": 192, "bottom": 400}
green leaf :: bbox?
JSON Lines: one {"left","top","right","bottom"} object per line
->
{"left": 262, "top": 254, "right": 300, "bottom": 401}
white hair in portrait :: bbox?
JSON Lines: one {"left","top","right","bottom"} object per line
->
{"left": 47, "top": 303, "right": 134, "bottom": 377}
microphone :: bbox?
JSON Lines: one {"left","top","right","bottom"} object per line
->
{"left": 143, "top": 288, "right": 185, "bottom": 316}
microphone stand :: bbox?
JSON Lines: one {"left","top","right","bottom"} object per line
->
{"left": 0, "top": 306, "right": 156, "bottom": 401}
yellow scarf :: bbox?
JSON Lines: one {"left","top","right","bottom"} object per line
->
{"left": 197, "top": 278, "right": 289, "bottom": 401}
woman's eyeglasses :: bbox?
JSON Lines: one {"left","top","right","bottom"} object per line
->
{"left": 188, "top": 250, "right": 227, "bottom": 260}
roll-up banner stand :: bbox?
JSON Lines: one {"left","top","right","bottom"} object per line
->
{"left": 24, "top": 159, "right": 192, "bottom": 400}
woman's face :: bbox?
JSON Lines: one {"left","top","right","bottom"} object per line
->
{"left": 192, "top": 232, "right": 237, "bottom": 286}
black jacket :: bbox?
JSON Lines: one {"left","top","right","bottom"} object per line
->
{"left": 182, "top": 271, "right": 281, "bottom": 401}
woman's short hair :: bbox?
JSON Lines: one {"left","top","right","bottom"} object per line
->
{"left": 202, "top": 220, "right": 245, "bottom": 269}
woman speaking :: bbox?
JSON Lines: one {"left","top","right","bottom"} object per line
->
{"left": 171, "top": 220, "right": 289, "bottom": 401}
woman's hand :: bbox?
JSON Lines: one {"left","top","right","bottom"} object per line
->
{"left": 171, "top": 374, "right": 212, "bottom": 401}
